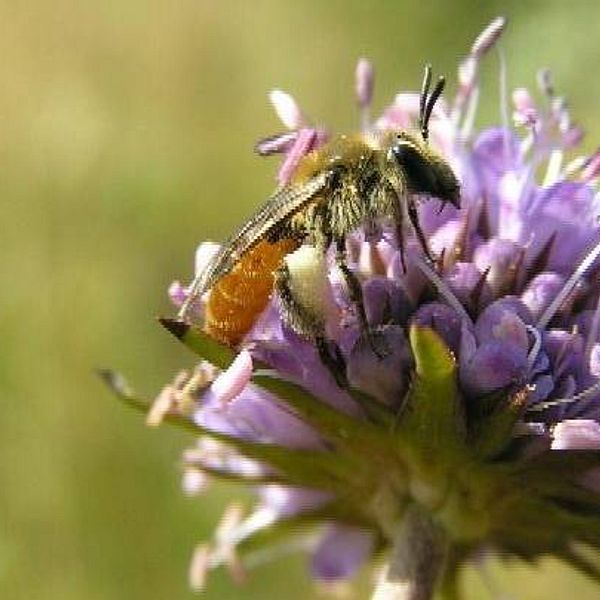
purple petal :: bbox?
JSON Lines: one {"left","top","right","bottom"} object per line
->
{"left": 252, "top": 327, "right": 363, "bottom": 417}
{"left": 475, "top": 301, "right": 529, "bottom": 351}
{"left": 362, "top": 277, "right": 412, "bottom": 327}
{"left": 197, "top": 385, "right": 325, "bottom": 449}
{"left": 473, "top": 239, "right": 522, "bottom": 294}
{"left": 471, "top": 128, "right": 527, "bottom": 237}
{"left": 411, "top": 302, "right": 465, "bottom": 355}
{"left": 543, "top": 330, "right": 585, "bottom": 383}
{"left": 529, "top": 373, "right": 555, "bottom": 403}
{"left": 310, "top": 526, "right": 374, "bottom": 581}
{"left": 526, "top": 182, "right": 598, "bottom": 275}
{"left": 347, "top": 325, "right": 413, "bottom": 406}
{"left": 444, "top": 262, "right": 491, "bottom": 309}
{"left": 521, "top": 272, "right": 565, "bottom": 321}
{"left": 427, "top": 219, "right": 462, "bottom": 255}
{"left": 460, "top": 341, "right": 528, "bottom": 397}
{"left": 258, "top": 485, "right": 332, "bottom": 517}
{"left": 459, "top": 322, "right": 477, "bottom": 364}
{"left": 472, "top": 128, "right": 522, "bottom": 187}
{"left": 419, "top": 203, "right": 462, "bottom": 239}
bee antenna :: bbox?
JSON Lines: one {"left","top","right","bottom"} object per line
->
{"left": 419, "top": 64, "right": 432, "bottom": 139}
{"left": 419, "top": 67, "right": 446, "bottom": 142}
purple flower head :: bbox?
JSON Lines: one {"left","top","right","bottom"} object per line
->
{"left": 108, "top": 16, "right": 600, "bottom": 599}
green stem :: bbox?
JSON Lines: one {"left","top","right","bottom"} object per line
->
{"left": 372, "top": 506, "right": 447, "bottom": 600}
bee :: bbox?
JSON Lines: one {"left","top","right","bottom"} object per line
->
{"left": 179, "top": 66, "right": 460, "bottom": 382}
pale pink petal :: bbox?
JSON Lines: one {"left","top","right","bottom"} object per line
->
{"left": 168, "top": 281, "right": 187, "bottom": 307}
{"left": 209, "top": 350, "right": 253, "bottom": 404}
{"left": 551, "top": 419, "right": 600, "bottom": 449}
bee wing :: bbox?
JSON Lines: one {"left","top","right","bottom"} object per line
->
{"left": 196, "top": 172, "right": 328, "bottom": 296}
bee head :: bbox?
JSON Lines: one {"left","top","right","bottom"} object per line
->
{"left": 390, "top": 135, "right": 461, "bottom": 208}
{"left": 388, "top": 64, "right": 461, "bottom": 208}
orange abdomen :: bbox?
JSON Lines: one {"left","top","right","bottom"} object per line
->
{"left": 204, "top": 239, "right": 299, "bottom": 346}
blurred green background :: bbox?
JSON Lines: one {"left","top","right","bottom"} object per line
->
{"left": 2, "top": 1, "right": 600, "bottom": 598}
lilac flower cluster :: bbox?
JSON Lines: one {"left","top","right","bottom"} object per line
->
{"left": 159, "top": 17, "right": 600, "bottom": 595}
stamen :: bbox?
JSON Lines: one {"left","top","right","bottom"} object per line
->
{"left": 514, "top": 421, "right": 547, "bottom": 436}
{"left": 526, "top": 324, "right": 542, "bottom": 372}
{"left": 242, "top": 534, "right": 317, "bottom": 570}
{"left": 497, "top": 46, "right": 511, "bottom": 165}
{"left": 584, "top": 296, "right": 600, "bottom": 360}
{"left": 581, "top": 148, "right": 600, "bottom": 181}
{"left": 277, "top": 128, "right": 318, "bottom": 185}
{"left": 205, "top": 503, "right": 255, "bottom": 573}
{"left": 528, "top": 377, "right": 600, "bottom": 413}
{"left": 459, "top": 85, "right": 480, "bottom": 140}
{"left": 218, "top": 506, "right": 278, "bottom": 549}
{"left": 254, "top": 131, "right": 299, "bottom": 156}
{"left": 519, "top": 132, "right": 535, "bottom": 158}
{"left": 564, "top": 155, "right": 588, "bottom": 178}
{"left": 451, "top": 55, "right": 477, "bottom": 126}
{"left": 455, "top": 16, "right": 507, "bottom": 136}
{"left": 189, "top": 543, "right": 211, "bottom": 591}
{"left": 537, "top": 68, "right": 554, "bottom": 98}
{"left": 356, "top": 58, "right": 375, "bottom": 131}
{"left": 471, "top": 16, "right": 508, "bottom": 58}
{"left": 542, "top": 149, "right": 564, "bottom": 187}
{"left": 188, "top": 503, "right": 250, "bottom": 588}
{"left": 269, "top": 89, "right": 306, "bottom": 130}
{"left": 537, "top": 237, "right": 600, "bottom": 329}
{"left": 415, "top": 256, "right": 473, "bottom": 326}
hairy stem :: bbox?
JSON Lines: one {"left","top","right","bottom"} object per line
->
{"left": 372, "top": 506, "right": 447, "bottom": 600}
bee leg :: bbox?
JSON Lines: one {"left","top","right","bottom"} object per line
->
{"left": 335, "top": 239, "right": 389, "bottom": 359}
{"left": 274, "top": 264, "right": 348, "bottom": 387}
{"left": 387, "top": 182, "right": 407, "bottom": 272}
{"left": 316, "top": 336, "right": 348, "bottom": 389}
{"left": 407, "top": 195, "right": 435, "bottom": 263}
{"left": 396, "top": 222, "right": 407, "bottom": 273}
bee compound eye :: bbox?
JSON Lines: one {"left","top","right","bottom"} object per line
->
{"left": 391, "top": 141, "right": 413, "bottom": 163}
